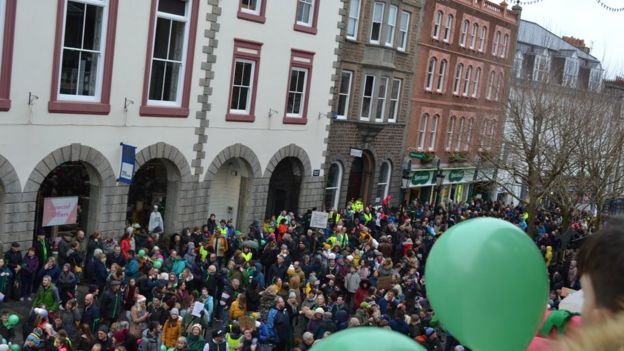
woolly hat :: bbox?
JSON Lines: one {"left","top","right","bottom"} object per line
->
{"left": 314, "top": 307, "right": 324, "bottom": 314}
{"left": 26, "top": 331, "right": 41, "bottom": 347}
{"left": 191, "top": 324, "right": 202, "bottom": 332}
{"left": 170, "top": 308, "right": 179, "bottom": 317}
{"left": 425, "top": 327, "right": 435, "bottom": 336}
{"left": 98, "top": 324, "right": 109, "bottom": 334}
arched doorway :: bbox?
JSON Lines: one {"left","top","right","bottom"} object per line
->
{"left": 346, "top": 152, "right": 374, "bottom": 204}
{"left": 208, "top": 157, "right": 254, "bottom": 228}
{"left": 126, "top": 159, "right": 180, "bottom": 234}
{"left": 35, "top": 161, "right": 100, "bottom": 239}
{"left": 265, "top": 157, "right": 304, "bottom": 218}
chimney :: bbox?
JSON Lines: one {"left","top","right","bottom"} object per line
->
{"left": 562, "top": 36, "right": 590, "bottom": 54}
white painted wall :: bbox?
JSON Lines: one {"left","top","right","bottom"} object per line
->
{"left": 0, "top": 0, "right": 208, "bottom": 186}
{"left": 203, "top": 0, "right": 340, "bottom": 177}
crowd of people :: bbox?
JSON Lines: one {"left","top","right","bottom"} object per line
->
{"left": 0, "top": 199, "right": 601, "bottom": 351}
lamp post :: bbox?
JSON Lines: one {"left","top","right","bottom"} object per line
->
{"left": 400, "top": 158, "right": 412, "bottom": 208}
{"left": 434, "top": 157, "right": 445, "bottom": 207}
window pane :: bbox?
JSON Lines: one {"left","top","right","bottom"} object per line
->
{"left": 149, "top": 60, "right": 181, "bottom": 101}
{"left": 83, "top": 4, "right": 103, "bottom": 51}
{"left": 64, "top": 1, "right": 85, "bottom": 48}
{"left": 241, "top": 0, "right": 258, "bottom": 11}
{"left": 153, "top": 18, "right": 171, "bottom": 59}
{"left": 297, "top": 0, "right": 312, "bottom": 24}
{"left": 327, "top": 164, "right": 340, "bottom": 187}
{"left": 60, "top": 49, "right": 80, "bottom": 94}
{"left": 159, "top": 0, "right": 186, "bottom": 16}
{"left": 168, "top": 20, "right": 186, "bottom": 61}
{"left": 60, "top": 50, "right": 100, "bottom": 96}
{"left": 324, "top": 188, "right": 337, "bottom": 209}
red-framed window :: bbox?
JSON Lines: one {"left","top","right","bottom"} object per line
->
{"left": 140, "top": 0, "right": 199, "bottom": 118}
{"left": 0, "top": 0, "right": 16, "bottom": 111}
{"left": 294, "top": 0, "right": 319, "bottom": 35}
{"left": 283, "top": 49, "right": 314, "bottom": 125}
{"left": 238, "top": 0, "right": 266, "bottom": 23}
{"left": 226, "top": 39, "right": 263, "bottom": 122}
{"left": 48, "top": 0, "right": 119, "bottom": 115}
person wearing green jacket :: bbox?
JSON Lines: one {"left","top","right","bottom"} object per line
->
{"left": 186, "top": 324, "right": 204, "bottom": 351}
{"left": 32, "top": 275, "right": 60, "bottom": 313}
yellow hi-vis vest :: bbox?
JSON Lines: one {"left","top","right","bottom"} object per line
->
{"left": 363, "top": 212, "right": 372, "bottom": 224}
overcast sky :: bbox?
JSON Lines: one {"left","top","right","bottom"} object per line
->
{"left": 519, "top": 0, "right": 624, "bottom": 78}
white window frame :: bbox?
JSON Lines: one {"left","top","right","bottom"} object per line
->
{"left": 495, "top": 72, "right": 503, "bottom": 101}
{"left": 465, "top": 118, "right": 474, "bottom": 151}
{"left": 469, "top": 23, "right": 478, "bottom": 49}
{"left": 58, "top": 0, "right": 110, "bottom": 102}
{"left": 429, "top": 114, "right": 439, "bottom": 151}
{"left": 398, "top": 11, "right": 410, "bottom": 51}
{"left": 240, "top": 0, "right": 262, "bottom": 16}
{"left": 370, "top": 2, "right": 385, "bottom": 44}
{"left": 480, "top": 119, "right": 488, "bottom": 149}
{"left": 456, "top": 117, "right": 465, "bottom": 150}
{"left": 229, "top": 58, "right": 256, "bottom": 114}
{"left": 377, "top": 161, "right": 392, "bottom": 200}
{"left": 472, "top": 67, "right": 481, "bottom": 98}
{"left": 433, "top": 10, "right": 442, "bottom": 39}
{"left": 375, "top": 77, "right": 388, "bottom": 122}
{"left": 443, "top": 14, "right": 453, "bottom": 43}
{"left": 501, "top": 33, "right": 509, "bottom": 58}
{"left": 0, "top": 0, "right": 5, "bottom": 63}
{"left": 479, "top": 26, "right": 487, "bottom": 52}
{"left": 385, "top": 5, "right": 397, "bottom": 47}
{"left": 286, "top": 67, "right": 308, "bottom": 117}
{"left": 325, "top": 162, "right": 343, "bottom": 210}
{"left": 347, "top": 0, "right": 361, "bottom": 40}
{"left": 486, "top": 70, "right": 494, "bottom": 100}
{"left": 459, "top": 20, "right": 468, "bottom": 47}
{"left": 388, "top": 78, "right": 401, "bottom": 123}
{"left": 425, "top": 57, "right": 436, "bottom": 91}
{"left": 147, "top": 0, "right": 191, "bottom": 106}
{"left": 492, "top": 31, "right": 500, "bottom": 56}
{"left": 296, "top": 0, "right": 315, "bottom": 27}
{"left": 488, "top": 121, "right": 496, "bottom": 149}
{"left": 446, "top": 116, "right": 456, "bottom": 150}
{"left": 563, "top": 58, "right": 579, "bottom": 87}
{"left": 463, "top": 65, "right": 472, "bottom": 97}
{"left": 418, "top": 113, "right": 429, "bottom": 150}
{"left": 360, "top": 74, "right": 376, "bottom": 120}
{"left": 453, "top": 63, "right": 463, "bottom": 95}
{"left": 336, "top": 70, "right": 353, "bottom": 119}
{"left": 436, "top": 59, "right": 447, "bottom": 93}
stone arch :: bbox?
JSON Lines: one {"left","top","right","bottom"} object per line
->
{"left": 23, "top": 144, "right": 116, "bottom": 239}
{"left": 126, "top": 143, "right": 193, "bottom": 235}
{"left": 204, "top": 143, "right": 262, "bottom": 182}
{"left": 0, "top": 155, "right": 22, "bottom": 249}
{"left": 263, "top": 144, "right": 312, "bottom": 179}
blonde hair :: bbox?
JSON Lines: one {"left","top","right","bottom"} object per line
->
{"left": 551, "top": 312, "right": 624, "bottom": 351}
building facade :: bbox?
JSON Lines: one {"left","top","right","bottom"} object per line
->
{"left": 323, "top": 0, "right": 423, "bottom": 210}
{"left": 0, "top": 0, "right": 341, "bottom": 248}
{"left": 404, "top": 0, "right": 520, "bottom": 205}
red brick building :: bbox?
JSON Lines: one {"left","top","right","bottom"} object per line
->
{"left": 404, "top": 0, "right": 520, "bottom": 205}
{"left": 323, "top": 0, "right": 423, "bottom": 209}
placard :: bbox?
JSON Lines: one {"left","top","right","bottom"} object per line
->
{"left": 191, "top": 301, "right": 204, "bottom": 317}
{"left": 350, "top": 148, "right": 363, "bottom": 157}
{"left": 42, "top": 196, "right": 79, "bottom": 227}
{"left": 309, "top": 211, "right": 329, "bottom": 229}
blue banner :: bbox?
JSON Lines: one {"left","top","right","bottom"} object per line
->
{"left": 118, "top": 143, "right": 136, "bottom": 184}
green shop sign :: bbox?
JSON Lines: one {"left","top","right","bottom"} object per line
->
{"left": 448, "top": 169, "right": 465, "bottom": 182}
{"left": 411, "top": 171, "right": 432, "bottom": 185}
{"left": 409, "top": 151, "right": 426, "bottom": 159}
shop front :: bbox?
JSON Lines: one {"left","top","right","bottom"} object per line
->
{"left": 408, "top": 167, "right": 476, "bottom": 205}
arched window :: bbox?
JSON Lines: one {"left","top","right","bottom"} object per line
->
{"left": 486, "top": 70, "right": 495, "bottom": 100}
{"left": 377, "top": 161, "right": 392, "bottom": 200}
{"left": 433, "top": 10, "right": 443, "bottom": 39}
{"left": 488, "top": 121, "right": 497, "bottom": 149}
{"left": 324, "top": 162, "right": 343, "bottom": 210}
{"left": 443, "top": 14, "right": 453, "bottom": 42}
{"left": 429, "top": 114, "right": 439, "bottom": 150}
{"left": 418, "top": 113, "right": 429, "bottom": 149}
{"left": 472, "top": 67, "right": 481, "bottom": 97}
{"left": 463, "top": 65, "right": 472, "bottom": 96}
{"left": 470, "top": 23, "right": 478, "bottom": 49}
{"left": 446, "top": 115, "right": 456, "bottom": 150}
{"left": 426, "top": 57, "right": 437, "bottom": 91}
{"left": 460, "top": 20, "right": 469, "bottom": 47}
{"left": 465, "top": 118, "right": 474, "bottom": 151}
{"left": 479, "top": 26, "right": 487, "bottom": 52}
{"left": 495, "top": 72, "right": 503, "bottom": 100}
{"left": 456, "top": 117, "right": 465, "bottom": 150}
{"left": 501, "top": 33, "right": 509, "bottom": 58}
{"left": 437, "top": 59, "right": 447, "bottom": 92}
{"left": 453, "top": 63, "right": 463, "bottom": 95}
{"left": 480, "top": 119, "right": 489, "bottom": 148}
{"left": 492, "top": 31, "right": 500, "bottom": 56}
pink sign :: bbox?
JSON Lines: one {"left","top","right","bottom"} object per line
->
{"left": 42, "top": 196, "right": 78, "bottom": 227}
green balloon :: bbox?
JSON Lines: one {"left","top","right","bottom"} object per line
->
{"left": 7, "top": 314, "right": 18, "bottom": 327}
{"left": 10, "top": 344, "right": 20, "bottom": 351}
{"left": 311, "top": 327, "right": 426, "bottom": 351}
{"left": 160, "top": 346, "right": 166, "bottom": 351}
{"left": 138, "top": 249, "right": 146, "bottom": 257}
{"left": 153, "top": 259, "right": 162, "bottom": 269}
{"left": 425, "top": 218, "right": 548, "bottom": 351}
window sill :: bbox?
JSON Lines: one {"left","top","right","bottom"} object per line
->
{"left": 0, "top": 98, "right": 10, "bottom": 111}
{"left": 283, "top": 116, "right": 308, "bottom": 125}
{"left": 294, "top": 23, "right": 317, "bottom": 35}
{"left": 48, "top": 100, "right": 110, "bottom": 115}
{"left": 346, "top": 37, "right": 358, "bottom": 43}
{"left": 237, "top": 11, "right": 266, "bottom": 23}
{"left": 226, "top": 113, "right": 255, "bottom": 122}
{"left": 140, "top": 105, "right": 189, "bottom": 118}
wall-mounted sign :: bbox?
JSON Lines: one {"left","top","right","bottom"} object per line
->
{"left": 411, "top": 171, "right": 432, "bottom": 185}
{"left": 312, "top": 169, "right": 320, "bottom": 176}
{"left": 118, "top": 143, "right": 136, "bottom": 184}
{"left": 350, "top": 148, "right": 363, "bottom": 157}
{"left": 42, "top": 196, "right": 78, "bottom": 227}
{"left": 448, "top": 169, "right": 465, "bottom": 182}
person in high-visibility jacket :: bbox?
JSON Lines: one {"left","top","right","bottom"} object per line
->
{"left": 361, "top": 207, "right": 373, "bottom": 225}
{"left": 277, "top": 210, "right": 290, "bottom": 227}
{"left": 335, "top": 228, "right": 349, "bottom": 248}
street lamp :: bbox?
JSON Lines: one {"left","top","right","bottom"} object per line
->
{"left": 400, "top": 158, "right": 412, "bottom": 208}
{"left": 434, "top": 157, "right": 445, "bottom": 207}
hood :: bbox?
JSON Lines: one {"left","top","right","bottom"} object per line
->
{"left": 336, "top": 309, "right": 349, "bottom": 323}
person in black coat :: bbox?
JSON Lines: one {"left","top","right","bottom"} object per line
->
{"left": 267, "top": 255, "right": 288, "bottom": 284}
{"left": 33, "top": 232, "right": 51, "bottom": 270}
{"left": 81, "top": 293, "right": 100, "bottom": 333}
{"left": 99, "top": 281, "right": 123, "bottom": 324}
{"left": 271, "top": 297, "right": 291, "bottom": 351}
{"left": 4, "top": 242, "right": 23, "bottom": 300}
